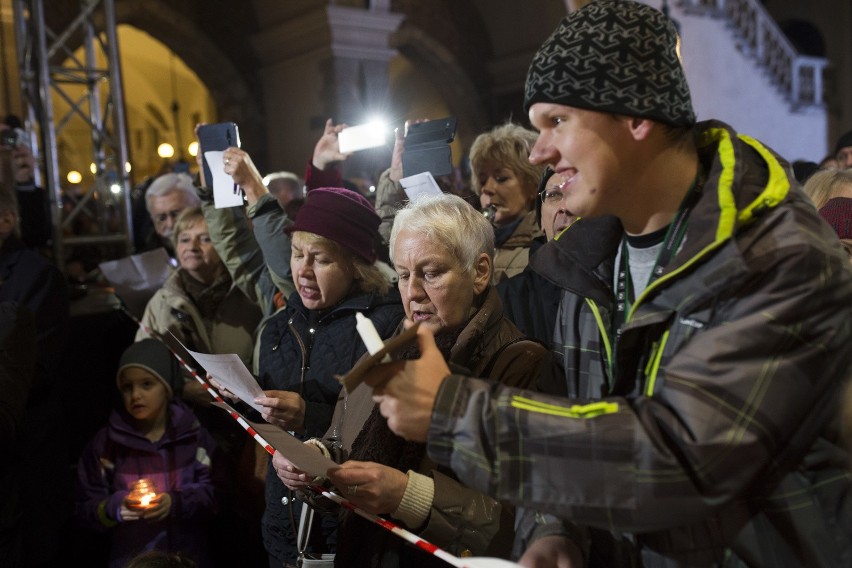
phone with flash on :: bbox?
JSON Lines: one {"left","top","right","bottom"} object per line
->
{"left": 338, "top": 122, "right": 388, "bottom": 154}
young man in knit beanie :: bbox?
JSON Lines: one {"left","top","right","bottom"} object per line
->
{"left": 361, "top": 1, "right": 852, "bottom": 566}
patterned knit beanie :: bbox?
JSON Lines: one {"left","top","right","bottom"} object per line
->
{"left": 524, "top": 0, "right": 696, "bottom": 127}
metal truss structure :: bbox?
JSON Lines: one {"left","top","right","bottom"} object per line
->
{"left": 13, "top": 0, "right": 132, "bottom": 271}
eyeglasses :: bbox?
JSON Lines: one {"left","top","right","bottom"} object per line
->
{"left": 539, "top": 187, "right": 565, "bottom": 205}
{"left": 153, "top": 209, "right": 182, "bottom": 224}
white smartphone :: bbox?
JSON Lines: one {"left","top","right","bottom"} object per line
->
{"left": 338, "top": 122, "right": 388, "bottom": 154}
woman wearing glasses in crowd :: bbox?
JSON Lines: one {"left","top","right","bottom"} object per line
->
{"left": 498, "top": 169, "right": 578, "bottom": 379}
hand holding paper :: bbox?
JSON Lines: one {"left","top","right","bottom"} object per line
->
{"left": 205, "top": 150, "right": 244, "bottom": 208}
{"left": 253, "top": 390, "right": 306, "bottom": 433}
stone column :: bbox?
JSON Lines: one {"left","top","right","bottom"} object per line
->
{"left": 325, "top": 4, "right": 403, "bottom": 180}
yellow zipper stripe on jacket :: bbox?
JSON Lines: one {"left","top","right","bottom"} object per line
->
{"left": 509, "top": 396, "right": 619, "bottom": 418}
{"left": 585, "top": 298, "right": 612, "bottom": 368}
{"left": 644, "top": 330, "right": 670, "bottom": 396}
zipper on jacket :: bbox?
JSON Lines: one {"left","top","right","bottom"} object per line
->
{"left": 644, "top": 330, "right": 670, "bottom": 396}
{"left": 585, "top": 297, "right": 613, "bottom": 372}
{"left": 288, "top": 317, "right": 309, "bottom": 396}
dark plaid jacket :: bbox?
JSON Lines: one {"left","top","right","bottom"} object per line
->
{"left": 426, "top": 121, "right": 852, "bottom": 567}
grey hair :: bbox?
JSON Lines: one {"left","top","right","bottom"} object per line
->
{"left": 263, "top": 170, "right": 302, "bottom": 185}
{"left": 145, "top": 172, "right": 201, "bottom": 213}
{"left": 263, "top": 171, "right": 304, "bottom": 200}
{"left": 389, "top": 193, "right": 495, "bottom": 272}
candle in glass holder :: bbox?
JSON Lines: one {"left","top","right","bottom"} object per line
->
{"left": 127, "top": 478, "right": 159, "bottom": 510}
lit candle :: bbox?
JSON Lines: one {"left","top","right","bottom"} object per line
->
{"left": 355, "top": 312, "right": 390, "bottom": 362}
{"left": 127, "top": 478, "right": 159, "bottom": 510}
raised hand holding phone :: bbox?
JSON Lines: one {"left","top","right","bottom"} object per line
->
{"left": 197, "top": 121, "right": 243, "bottom": 208}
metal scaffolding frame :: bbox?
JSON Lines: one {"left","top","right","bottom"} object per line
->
{"left": 13, "top": 0, "right": 133, "bottom": 271}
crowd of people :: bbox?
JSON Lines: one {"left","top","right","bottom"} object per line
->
{"left": 2, "top": 1, "right": 852, "bottom": 567}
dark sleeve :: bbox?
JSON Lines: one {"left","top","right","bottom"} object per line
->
{"left": 0, "top": 302, "right": 35, "bottom": 452}
{"left": 15, "top": 185, "right": 52, "bottom": 248}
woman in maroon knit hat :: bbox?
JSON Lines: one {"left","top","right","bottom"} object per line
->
{"left": 216, "top": 185, "right": 406, "bottom": 567}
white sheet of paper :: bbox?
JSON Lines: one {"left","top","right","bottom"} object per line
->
{"left": 204, "top": 150, "right": 244, "bottom": 209}
{"left": 98, "top": 248, "right": 173, "bottom": 319}
{"left": 185, "top": 348, "right": 265, "bottom": 414}
{"left": 399, "top": 172, "right": 443, "bottom": 202}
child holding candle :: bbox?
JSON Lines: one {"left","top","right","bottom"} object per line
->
{"left": 75, "top": 339, "right": 218, "bottom": 568}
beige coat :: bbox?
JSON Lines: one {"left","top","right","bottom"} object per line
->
{"left": 135, "top": 268, "right": 262, "bottom": 368}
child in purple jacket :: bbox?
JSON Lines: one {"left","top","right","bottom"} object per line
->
{"left": 75, "top": 339, "right": 217, "bottom": 568}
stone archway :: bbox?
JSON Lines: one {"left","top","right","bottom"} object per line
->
{"left": 113, "top": 0, "right": 268, "bottom": 169}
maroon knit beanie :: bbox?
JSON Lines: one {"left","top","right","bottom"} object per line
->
{"left": 284, "top": 187, "right": 380, "bottom": 263}
{"left": 819, "top": 197, "right": 852, "bottom": 240}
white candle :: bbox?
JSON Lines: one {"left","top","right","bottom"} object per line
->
{"left": 355, "top": 312, "right": 390, "bottom": 361}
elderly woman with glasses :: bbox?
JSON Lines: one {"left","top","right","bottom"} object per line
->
{"left": 497, "top": 169, "right": 578, "bottom": 386}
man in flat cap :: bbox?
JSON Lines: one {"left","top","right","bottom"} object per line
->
{"left": 363, "top": 1, "right": 852, "bottom": 566}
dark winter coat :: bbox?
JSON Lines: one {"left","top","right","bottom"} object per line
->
{"left": 257, "top": 287, "right": 404, "bottom": 565}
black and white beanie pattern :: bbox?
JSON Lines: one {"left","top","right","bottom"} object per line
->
{"left": 524, "top": 0, "right": 696, "bottom": 127}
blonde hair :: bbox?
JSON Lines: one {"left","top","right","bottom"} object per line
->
{"left": 802, "top": 168, "right": 852, "bottom": 210}
{"left": 291, "top": 231, "right": 390, "bottom": 296}
{"left": 468, "top": 122, "right": 543, "bottom": 199}
{"left": 171, "top": 206, "right": 205, "bottom": 248}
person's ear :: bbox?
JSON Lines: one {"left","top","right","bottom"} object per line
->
{"left": 472, "top": 253, "right": 491, "bottom": 294}
{"left": 626, "top": 116, "right": 655, "bottom": 141}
